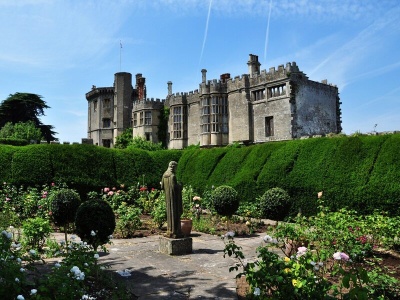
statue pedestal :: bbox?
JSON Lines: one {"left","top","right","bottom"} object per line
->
{"left": 159, "top": 236, "right": 193, "bottom": 255}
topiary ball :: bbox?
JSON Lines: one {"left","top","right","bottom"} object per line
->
{"left": 49, "top": 188, "right": 81, "bottom": 227}
{"left": 258, "top": 187, "right": 290, "bottom": 221}
{"left": 211, "top": 185, "right": 239, "bottom": 217}
{"left": 75, "top": 199, "right": 115, "bottom": 250}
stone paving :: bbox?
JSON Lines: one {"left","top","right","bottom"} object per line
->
{"left": 51, "top": 230, "right": 282, "bottom": 299}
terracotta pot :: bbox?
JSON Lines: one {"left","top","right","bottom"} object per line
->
{"left": 181, "top": 219, "right": 193, "bottom": 237}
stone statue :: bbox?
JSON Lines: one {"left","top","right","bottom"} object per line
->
{"left": 161, "top": 161, "right": 183, "bottom": 238}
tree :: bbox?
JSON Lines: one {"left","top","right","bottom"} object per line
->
{"left": 114, "top": 128, "right": 133, "bottom": 149}
{"left": 127, "top": 136, "right": 163, "bottom": 151}
{"left": 0, "top": 121, "right": 43, "bottom": 142}
{"left": 0, "top": 93, "right": 57, "bottom": 142}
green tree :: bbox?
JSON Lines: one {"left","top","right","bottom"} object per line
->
{"left": 0, "top": 93, "right": 57, "bottom": 142}
{"left": 0, "top": 121, "right": 43, "bottom": 142}
{"left": 127, "top": 136, "right": 164, "bottom": 151}
{"left": 114, "top": 128, "right": 133, "bottom": 149}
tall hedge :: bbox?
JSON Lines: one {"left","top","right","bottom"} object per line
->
{"left": 177, "top": 134, "right": 400, "bottom": 216}
{"left": 1, "top": 134, "right": 400, "bottom": 216}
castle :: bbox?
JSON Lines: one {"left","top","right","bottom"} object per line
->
{"left": 86, "top": 54, "right": 342, "bottom": 149}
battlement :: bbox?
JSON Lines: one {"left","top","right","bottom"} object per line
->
{"left": 133, "top": 98, "right": 165, "bottom": 110}
{"left": 85, "top": 86, "right": 114, "bottom": 100}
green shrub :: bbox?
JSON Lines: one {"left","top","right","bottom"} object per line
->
{"left": 211, "top": 185, "right": 239, "bottom": 217}
{"left": 258, "top": 187, "right": 291, "bottom": 221}
{"left": 151, "top": 192, "right": 167, "bottom": 229}
{"left": 50, "top": 188, "right": 81, "bottom": 227}
{"left": 75, "top": 199, "right": 115, "bottom": 251}
{"left": 22, "top": 217, "right": 52, "bottom": 252}
{"left": 50, "top": 188, "right": 81, "bottom": 243}
{"left": 115, "top": 203, "right": 142, "bottom": 238}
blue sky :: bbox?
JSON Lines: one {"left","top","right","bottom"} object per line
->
{"left": 1, "top": 0, "right": 399, "bottom": 143}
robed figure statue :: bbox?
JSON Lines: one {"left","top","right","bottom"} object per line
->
{"left": 161, "top": 161, "right": 183, "bottom": 238}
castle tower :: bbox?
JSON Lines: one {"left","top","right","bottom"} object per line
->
{"left": 113, "top": 72, "right": 133, "bottom": 144}
{"left": 247, "top": 54, "right": 261, "bottom": 78}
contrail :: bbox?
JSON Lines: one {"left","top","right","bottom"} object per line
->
{"left": 264, "top": 0, "right": 273, "bottom": 65}
{"left": 199, "top": 0, "right": 212, "bottom": 66}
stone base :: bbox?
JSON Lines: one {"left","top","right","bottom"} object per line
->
{"left": 159, "top": 236, "right": 193, "bottom": 255}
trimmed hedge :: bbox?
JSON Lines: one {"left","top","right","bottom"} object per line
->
{"left": 0, "top": 144, "right": 182, "bottom": 198}
{"left": 177, "top": 134, "right": 400, "bottom": 216}
{"left": 1, "top": 134, "right": 400, "bottom": 216}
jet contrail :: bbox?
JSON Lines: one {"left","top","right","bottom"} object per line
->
{"left": 264, "top": 0, "right": 273, "bottom": 65}
{"left": 199, "top": 0, "right": 212, "bottom": 66}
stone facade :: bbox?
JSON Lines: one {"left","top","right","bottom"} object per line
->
{"left": 86, "top": 54, "right": 341, "bottom": 149}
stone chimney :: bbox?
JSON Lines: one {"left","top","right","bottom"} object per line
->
{"left": 167, "top": 81, "right": 173, "bottom": 96}
{"left": 201, "top": 69, "right": 207, "bottom": 83}
{"left": 247, "top": 54, "right": 261, "bottom": 78}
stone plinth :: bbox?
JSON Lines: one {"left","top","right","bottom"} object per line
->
{"left": 159, "top": 236, "right": 192, "bottom": 255}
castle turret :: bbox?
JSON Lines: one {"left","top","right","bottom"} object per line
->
{"left": 114, "top": 72, "right": 133, "bottom": 144}
{"left": 247, "top": 54, "right": 261, "bottom": 78}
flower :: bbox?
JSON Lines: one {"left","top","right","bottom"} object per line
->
{"left": 30, "top": 289, "right": 37, "bottom": 295}
{"left": 91, "top": 230, "right": 96, "bottom": 236}
{"left": 317, "top": 191, "right": 323, "bottom": 199}
{"left": 104, "top": 187, "right": 110, "bottom": 193}
{"left": 284, "top": 268, "right": 291, "bottom": 273}
{"left": 55, "top": 262, "right": 61, "bottom": 268}
{"left": 333, "top": 251, "right": 350, "bottom": 261}
{"left": 284, "top": 257, "right": 290, "bottom": 262}
{"left": 94, "top": 253, "right": 99, "bottom": 259}
{"left": 20, "top": 268, "right": 25, "bottom": 272}
{"left": 107, "top": 191, "right": 114, "bottom": 196}
{"left": 15, "top": 277, "right": 20, "bottom": 282}
{"left": 297, "top": 246, "right": 307, "bottom": 256}
{"left": 292, "top": 279, "right": 298, "bottom": 287}
{"left": 253, "top": 287, "right": 261, "bottom": 296}
{"left": 17, "top": 295, "right": 25, "bottom": 300}
{"left": 193, "top": 196, "right": 201, "bottom": 201}
{"left": 225, "top": 231, "right": 235, "bottom": 238}
{"left": 29, "top": 249, "right": 36, "bottom": 255}
{"left": 263, "top": 235, "right": 278, "bottom": 244}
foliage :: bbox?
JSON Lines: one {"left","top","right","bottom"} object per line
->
{"left": 151, "top": 191, "right": 167, "bottom": 229}
{"left": 49, "top": 188, "right": 81, "bottom": 226}
{"left": 211, "top": 185, "right": 239, "bottom": 217}
{"left": 258, "top": 187, "right": 291, "bottom": 221}
{"left": 2, "top": 134, "right": 400, "bottom": 216}
{"left": 178, "top": 134, "right": 400, "bottom": 217}
{"left": 0, "top": 121, "right": 43, "bottom": 142}
{"left": 114, "top": 127, "right": 133, "bottom": 149}
{"left": 75, "top": 200, "right": 115, "bottom": 251}
{"left": 115, "top": 203, "right": 142, "bottom": 238}
{"left": 223, "top": 200, "right": 400, "bottom": 299}
{"left": 192, "top": 215, "right": 217, "bottom": 235}
{"left": 157, "top": 106, "right": 169, "bottom": 148}
{"left": 49, "top": 188, "right": 81, "bottom": 244}
{"left": 0, "top": 138, "right": 29, "bottom": 146}
{"left": 0, "top": 92, "right": 57, "bottom": 142}
{"left": 0, "top": 231, "right": 130, "bottom": 299}
{"left": 127, "top": 135, "right": 164, "bottom": 151}
{"left": 181, "top": 185, "right": 195, "bottom": 219}
{"left": 21, "top": 217, "right": 52, "bottom": 252}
